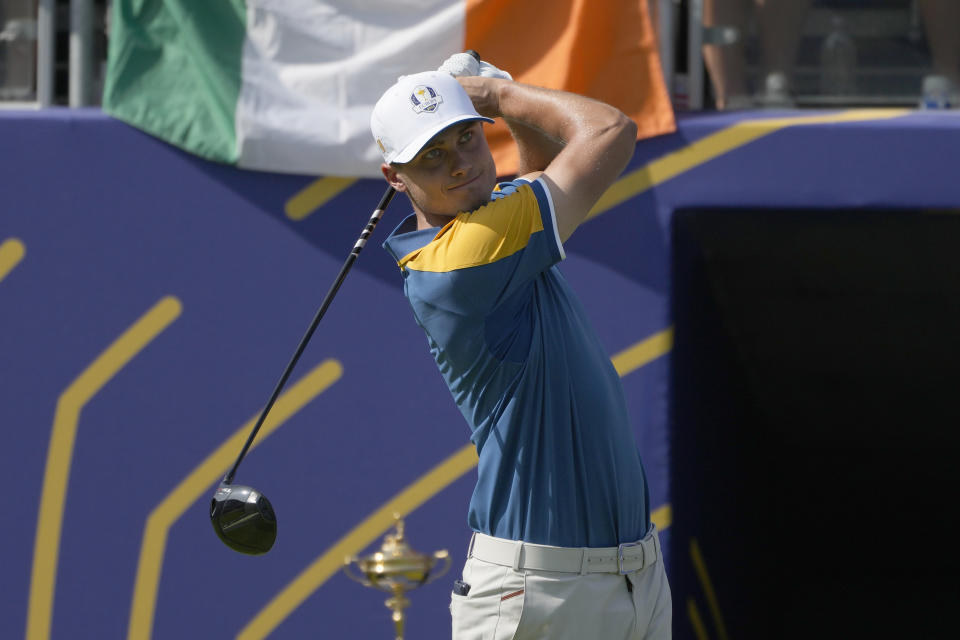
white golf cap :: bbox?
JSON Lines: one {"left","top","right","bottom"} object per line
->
{"left": 371, "top": 71, "right": 494, "bottom": 164}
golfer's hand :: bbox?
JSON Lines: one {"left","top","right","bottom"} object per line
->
{"left": 438, "top": 53, "right": 513, "bottom": 81}
{"left": 455, "top": 75, "right": 507, "bottom": 119}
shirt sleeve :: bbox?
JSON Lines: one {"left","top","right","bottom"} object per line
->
{"left": 399, "top": 178, "right": 564, "bottom": 314}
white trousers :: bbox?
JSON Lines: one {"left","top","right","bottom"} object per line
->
{"left": 449, "top": 531, "right": 672, "bottom": 639}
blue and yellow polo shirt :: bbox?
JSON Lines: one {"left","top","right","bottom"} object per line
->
{"left": 383, "top": 178, "right": 650, "bottom": 548}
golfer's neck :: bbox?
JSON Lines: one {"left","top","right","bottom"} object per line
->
{"left": 416, "top": 209, "right": 456, "bottom": 231}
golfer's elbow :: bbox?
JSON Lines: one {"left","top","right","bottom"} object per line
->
{"left": 607, "top": 112, "right": 638, "bottom": 162}
{"left": 622, "top": 115, "right": 638, "bottom": 147}
{"left": 591, "top": 111, "right": 637, "bottom": 176}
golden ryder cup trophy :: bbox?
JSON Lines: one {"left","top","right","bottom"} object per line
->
{"left": 344, "top": 515, "right": 451, "bottom": 640}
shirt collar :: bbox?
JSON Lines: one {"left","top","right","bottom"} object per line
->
{"left": 382, "top": 213, "right": 440, "bottom": 264}
{"left": 381, "top": 179, "right": 530, "bottom": 264}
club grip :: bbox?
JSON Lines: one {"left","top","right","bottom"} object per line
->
{"left": 465, "top": 50, "right": 481, "bottom": 62}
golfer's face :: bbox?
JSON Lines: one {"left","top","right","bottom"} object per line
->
{"left": 400, "top": 121, "right": 496, "bottom": 217}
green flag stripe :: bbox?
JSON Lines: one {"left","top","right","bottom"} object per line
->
{"left": 103, "top": 0, "right": 247, "bottom": 164}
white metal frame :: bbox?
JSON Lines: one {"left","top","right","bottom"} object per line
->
{"left": 69, "top": 0, "right": 93, "bottom": 106}
{"left": 686, "top": 0, "right": 706, "bottom": 110}
{"left": 1, "top": 0, "right": 95, "bottom": 108}
{"left": 657, "top": 0, "right": 678, "bottom": 107}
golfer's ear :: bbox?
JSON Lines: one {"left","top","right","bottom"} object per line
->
{"left": 382, "top": 163, "right": 406, "bottom": 193}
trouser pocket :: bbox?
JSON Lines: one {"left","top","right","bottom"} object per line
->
{"left": 451, "top": 558, "right": 526, "bottom": 640}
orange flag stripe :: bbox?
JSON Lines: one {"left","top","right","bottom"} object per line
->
{"left": 465, "top": 0, "right": 676, "bottom": 176}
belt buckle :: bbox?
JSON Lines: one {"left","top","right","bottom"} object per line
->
{"left": 617, "top": 541, "right": 642, "bottom": 575}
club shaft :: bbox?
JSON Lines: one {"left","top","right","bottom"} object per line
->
{"left": 223, "top": 185, "right": 397, "bottom": 485}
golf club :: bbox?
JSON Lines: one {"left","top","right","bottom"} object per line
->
{"left": 211, "top": 185, "right": 397, "bottom": 554}
{"left": 211, "top": 49, "right": 481, "bottom": 554}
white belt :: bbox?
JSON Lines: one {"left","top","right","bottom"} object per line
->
{"left": 469, "top": 525, "right": 660, "bottom": 575}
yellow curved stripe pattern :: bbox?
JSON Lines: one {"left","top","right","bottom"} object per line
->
{"left": 690, "top": 538, "right": 729, "bottom": 640}
{"left": 27, "top": 296, "right": 182, "bottom": 640}
{"left": 611, "top": 327, "right": 673, "bottom": 376}
{"left": 237, "top": 443, "right": 480, "bottom": 640}
{"left": 127, "top": 359, "right": 343, "bottom": 640}
{"left": 285, "top": 177, "right": 357, "bottom": 221}
{"left": 688, "top": 597, "right": 710, "bottom": 640}
{"left": 651, "top": 504, "right": 672, "bottom": 531}
{"left": 0, "top": 237, "right": 26, "bottom": 282}
{"left": 238, "top": 329, "right": 675, "bottom": 639}
{"left": 588, "top": 108, "right": 910, "bottom": 220}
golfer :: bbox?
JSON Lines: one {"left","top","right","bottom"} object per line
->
{"left": 372, "top": 55, "right": 671, "bottom": 639}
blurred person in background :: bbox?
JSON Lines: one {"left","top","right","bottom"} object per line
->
{"left": 702, "top": 0, "right": 812, "bottom": 109}
{"left": 918, "top": 0, "right": 960, "bottom": 105}
{"left": 0, "top": 0, "right": 36, "bottom": 100}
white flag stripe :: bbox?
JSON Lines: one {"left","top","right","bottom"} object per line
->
{"left": 236, "top": 0, "right": 465, "bottom": 177}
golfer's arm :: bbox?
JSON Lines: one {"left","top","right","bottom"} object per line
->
{"left": 460, "top": 77, "right": 637, "bottom": 241}
{"left": 503, "top": 117, "right": 566, "bottom": 177}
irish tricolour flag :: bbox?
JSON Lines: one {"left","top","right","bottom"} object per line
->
{"left": 103, "top": 0, "right": 674, "bottom": 178}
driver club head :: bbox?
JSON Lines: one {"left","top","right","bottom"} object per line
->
{"left": 210, "top": 483, "right": 277, "bottom": 555}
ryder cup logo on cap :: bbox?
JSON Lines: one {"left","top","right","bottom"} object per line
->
{"left": 371, "top": 70, "right": 494, "bottom": 165}
{"left": 410, "top": 85, "right": 442, "bottom": 113}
